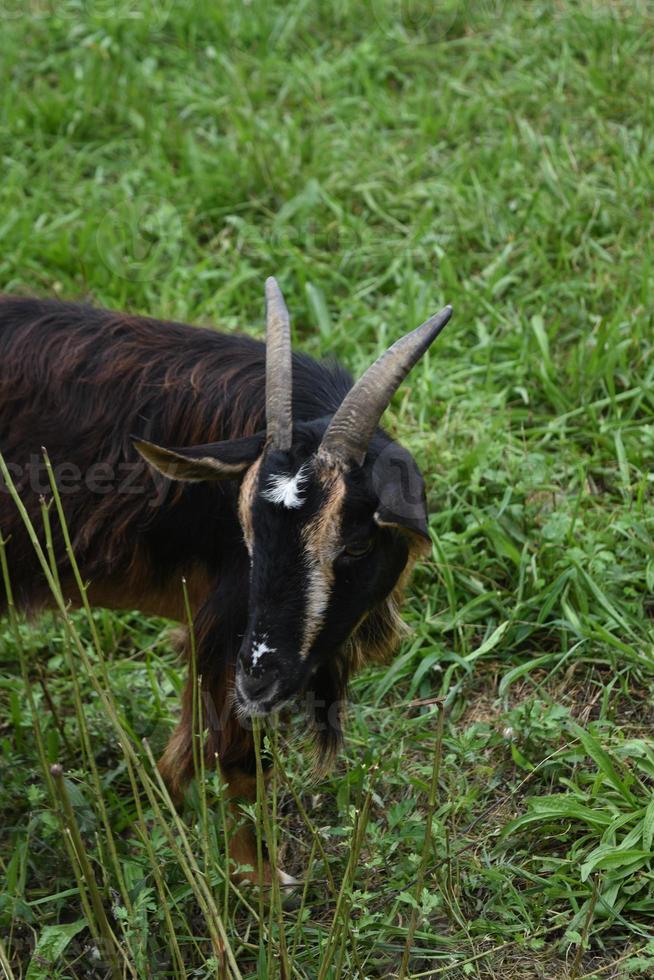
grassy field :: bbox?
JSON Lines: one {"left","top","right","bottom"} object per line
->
{"left": 1, "top": 0, "right": 654, "bottom": 977}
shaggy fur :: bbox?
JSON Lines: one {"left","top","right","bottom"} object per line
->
{"left": 0, "top": 296, "right": 422, "bottom": 798}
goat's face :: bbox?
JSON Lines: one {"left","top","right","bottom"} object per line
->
{"left": 134, "top": 278, "right": 452, "bottom": 723}
{"left": 232, "top": 430, "right": 427, "bottom": 715}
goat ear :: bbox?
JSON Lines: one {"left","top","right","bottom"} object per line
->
{"left": 372, "top": 446, "right": 431, "bottom": 551}
{"left": 132, "top": 433, "right": 264, "bottom": 482}
{"left": 374, "top": 504, "right": 431, "bottom": 553}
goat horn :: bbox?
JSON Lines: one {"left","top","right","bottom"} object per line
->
{"left": 265, "top": 276, "right": 293, "bottom": 451}
{"left": 319, "top": 305, "right": 453, "bottom": 466}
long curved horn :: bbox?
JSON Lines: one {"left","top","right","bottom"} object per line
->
{"left": 319, "top": 305, "right": 453, "bottom": 465}
{"left": 265, "top": 276, "right": 293, "bottom": 451}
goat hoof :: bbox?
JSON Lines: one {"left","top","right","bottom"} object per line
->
{"left": 278, "top": 869, "right": 300, "bottom": 889}
{"left": 278, "top": 869, "right": 302, "bottom": 909}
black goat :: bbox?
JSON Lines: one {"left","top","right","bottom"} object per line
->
{"left": 0, "top": 280, "right": 451, "bottom": 883}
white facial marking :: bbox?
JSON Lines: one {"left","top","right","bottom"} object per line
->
{"left": 251, "top": 635, "right": 274, "bottom": 667}
{"left": 262, "top": 464, "right": 308, "bottom": 510}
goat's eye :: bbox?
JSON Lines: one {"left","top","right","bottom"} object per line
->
{"left": 342, "top": 539, "right": 374, "bottom": 559}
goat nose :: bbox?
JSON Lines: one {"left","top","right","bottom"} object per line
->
{"left": 237, "top": 666, "right": 278, "bottom": 702}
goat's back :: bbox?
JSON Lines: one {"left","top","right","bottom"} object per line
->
{"left": 0, "top": 296, "right": 351, "bottom": 613}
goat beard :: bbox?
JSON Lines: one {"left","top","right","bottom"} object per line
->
{"left": 305, "top": 579, "right": 412, "bottom": 774}
{"left": 305, "top": 647, "right": 352, "bottom": 776}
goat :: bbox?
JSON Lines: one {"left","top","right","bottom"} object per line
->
{"left": 0, "top": 279, "right": 452, "bottom": 884}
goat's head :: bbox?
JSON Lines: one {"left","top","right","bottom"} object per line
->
{"left": 134, "top": 279, "right": 451, "bottom": 746}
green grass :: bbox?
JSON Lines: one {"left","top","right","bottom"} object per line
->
{"left": 2, "top": 0, "right": 654, "bottom": 976}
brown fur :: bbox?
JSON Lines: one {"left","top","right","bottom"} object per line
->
{"left": 300, "top": 469, "right": 347, "bottom": 659}
{"left": 238, "top": 456, "right": 263, "bottom": 556}
{"left": 157, "top": 642, "right": 268, "bottom": 884}
{"left": 84, "top": 552, "right": 216, "bottom": 621}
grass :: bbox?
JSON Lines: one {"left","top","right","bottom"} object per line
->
{"left": 1, "top": 0, "right": 654, "bottom": 976}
